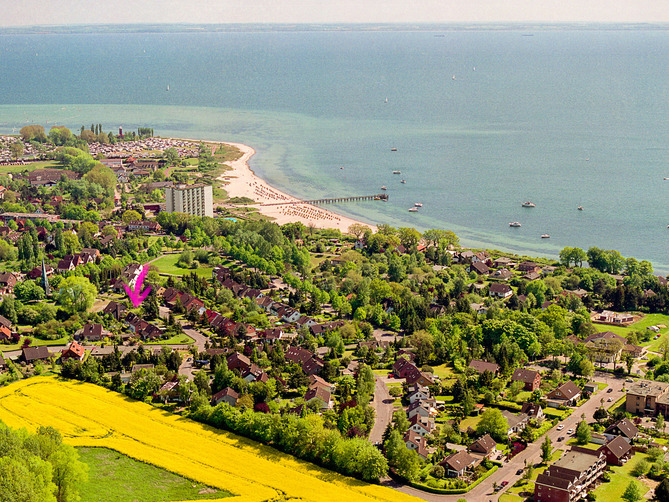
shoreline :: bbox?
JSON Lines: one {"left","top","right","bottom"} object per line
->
{"left": 215, "top": 141, "right": 376, "bottom": 234}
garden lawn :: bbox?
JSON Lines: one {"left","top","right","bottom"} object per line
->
{"left": 459, "top": 415, "right": 481, "bottom": 432}
{"left": 593, "top": 453, "right": 651, "bottom": 501}
{"left": 499, "top": 494, "right": 524, "bottom": 502}
{"left": 77, "top": 447, "right": 228, "bottom": 502}
{"left": 147, "top": 333, "right": 195, "bottom": 345}
{"left": 431, "top": 363, "right": 455, "bottom": 381}
{"left": 151, "top": 254, "right": 213, "bottom": 278}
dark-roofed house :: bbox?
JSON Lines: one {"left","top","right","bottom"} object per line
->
{"left": 489, "top": 283, "right": 513, "bottom": 299}
{"left": 0, "top": 314, "right": 11, "bottom": 330}
{"left": 403, "top": 430, "right": 429, "bottom": 459}
{"left": 212, "top": 387, "right": 239, "bottom": 406}
{"left": 469, "top": 434, "right": 497, "bottom": 459}
{"left": 304, "top": 385, "right": 332, "bottom": 410}
{"left": 468, "top": 261, "right": 490, "bottom": 276}
{"left": 547, "top": 381, "right": 582, "bottom": 407}
{"left": 599, "top": 436, "right": 633, "bottom": 466}
{"left": 468, "top": 359, "right": 499, "bottom": 375}
{"left": 521, "top": 402, "right": 544, "bottom": 421}
{"left": 501, "top": 410, "right": 530, "bottom": 435}
{"left": 76, "top": 323, "right": 104, "bottom": 342}
{"left": 439, "top": 450, "right": 478, "bottom": 478}
{"left": 103, "top": 301, "right": 128, "bottom": 321}
{"left": 226, "top": 352, "right": 251, "bottom": 373}
{"left": 534, "top": 448, "right": 605, "bottom": 502}
{"left": 511, "top": 368, "right": 541, "bottom": 391}
{"left": 21, "top": 346, "right": 51, "bottom": 363}
{"left": 604, "top": 419, "right": 639, "bottom": 442}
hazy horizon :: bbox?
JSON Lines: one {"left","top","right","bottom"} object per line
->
{"left": 1, "top": 0, "right": 667, "bottom": 27}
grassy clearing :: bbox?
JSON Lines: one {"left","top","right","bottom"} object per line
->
{"left": 77, "top": 447, "right": 227, "bottom": 502}
{"left": 147, "top": 333, "right": 195, "bottom": 345}
{"left": 593, "top": 453, "right": 651, "bottom": 501}
{"left": 0, "top": 160, "right": 59, "bottom": 174}
{"left": 151, "top": 254, "right": 212, "bottom": 278}
{"left": 459, "top": 415, "right": 482, "bottom": 432}
{"left": 431, "top": 363, "right": 456, "bottom": 382}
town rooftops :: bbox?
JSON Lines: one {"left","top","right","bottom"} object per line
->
{"left": 470, "top": 434, "right": 496, "bottom": 454}
{"left": 553, "top": 447, "right": 603, "bottom": 472}
{"left": 440, "top": 450, "right": 477, "bottom": 471}
{"left": 511, "top": 368, "right": 539, "bottom": 384}
{"left": 548, "top": 380, "right": 582, "bottom": 401}
{"left": 605, "top": 419, "right": 639, "bottom": 440}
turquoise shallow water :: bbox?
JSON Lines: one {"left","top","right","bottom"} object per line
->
{"left": 0, "top": 29, "right": 667, "bottom": 271}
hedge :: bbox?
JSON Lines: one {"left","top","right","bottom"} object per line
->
{"left": 408, "top": 464, "right": 500, "bottom": 494}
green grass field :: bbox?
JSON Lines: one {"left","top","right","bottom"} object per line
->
{"left": 77, "top": 447, "right": 229, "bottom": 502}
{"left": 0, "top": 160, "right": 59, "bottom": 174}
{"left": 150, "top": 254, "right": 213, "bottom": 278}
{"left": 147, "top": 333, "right": 195, "bottom": 345}
{"left": 592, "top": 452, "right": 651, "bottom": 501}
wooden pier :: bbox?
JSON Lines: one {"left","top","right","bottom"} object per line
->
{"left": 262, "top": 194, "right": 388, "bottom": 206}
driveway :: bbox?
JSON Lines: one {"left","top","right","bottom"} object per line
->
{"left": 368, "top": 376, "right": 395, "bottom": 445}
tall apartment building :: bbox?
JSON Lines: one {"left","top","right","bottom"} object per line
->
{"left": 165, "top": 183, "right": 213, "bottom": 218}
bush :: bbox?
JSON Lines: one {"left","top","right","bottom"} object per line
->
{"left": 631, "top": 458, "right": 649, "bottom": 477}
{"left": 430, "top": 465, "right": 445, "bottom": 479}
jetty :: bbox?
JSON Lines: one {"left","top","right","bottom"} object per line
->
{"left": 262, "top": 194, "right": 388, "bottom": 206}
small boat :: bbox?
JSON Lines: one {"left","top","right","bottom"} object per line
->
{"left": 340, "top": 166, "right": 344, "bottom": 170}
{"left": 541, "top": 234, "right": 550, "bottom": 239}
{"left": 521, "top": 201, "right": 536, "bottom": 208}
{"left": 452, "top": 75, "right": 456, "bottom": 80}
{"left": 381, "top": 186, "right": 387, "bottom": 190}
{"left": 414, "top": 203, "right": 423, "bottom": 207}
{"left": 392, "top": 170, "right": 401, "bottom": 174}
{"left": 577, "top": 206, "right": 584, "bottom": 211}
{"left": 509, "top": 222, "right": 521, "bottom": 227}
{"left": 664, "top": 177, "right": 669, "bottom": 180}
{"left": 408, "top": 207, "right": 418, "bottom": 212}
{"left": 400, "top": 179, "right": 406, "bottom": 184}
{"left": 391, "top": 147, "right": 398, "bottom": 152}
{"left": 166, "top": 84, "right": 170, "bottom": 91}
{"left": 384, "top": 97, "right": 388, "bottom": 103}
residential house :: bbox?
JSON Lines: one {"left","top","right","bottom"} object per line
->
{"left": 226, "top": 352, "right": 252, "bottom": 373}
{"left": 439, "top": 451, "right": 478, "bottom": 478}
{"left": 511, "top": 368, "right": 541, "bottom": 391}
{"left": 534, "top": 448, "right": 606, "bottom": 502}
{"left": 403, "top": 430, "right": 429, "bottom": 459}
{"left": 212, "top": 387, "right": 239, "bottom": 406}
{"left": 592, "top": 310, "right": 634, "bottom": 325}
{"left": 0, "top": 325, "right": 18, "bottom": 343}
{"left": 546, "top": 381, "right": 582, "bottom": 407}
{"left": 304, "top": 385, "right": 332, "bottom": 410}
{"left": 491, "top": 268, "right": 513, "bottom": 281}
{"left": 21, "top": 346, "right": 51, "bottom": 363}
{"left": 604, "top": 419, "right": 639, "bottom": 442}
{"left": 493, "top": 256, "right": 515, "bottom": 268}
{"left": 517, "top": 261, "right": 542, "bottom": 274}
{"left": 598, "top": 436, "right": 633, "bottom": 466}
{"left": 0, "top": 315, "right": 11, "bottom": 331}
{"left": 0, "top": 353, "right": 7, "bottom": 371}
{"left": 242, "top": 364, "right": 269, "bottom": 383}
{"left": 501, "top": 410, "right": 529, "bottom": 435}
{"left": 407, "top": 401, "right": 432, "bottom": 420}
{"left": 469, "top": 434, "right": 497, "bottom": 459}
{"left": 468, "top": 359, "right": 499, "bottom": 375}
{"left": 489, "top": 283, "right": 513, "bottom": 299}
{"left": 103, "top": 301, "right": 128, "bottom": 321}
{"left": 0, "top": 272, "right": 18, "bottom": 294}
{"left": 61, "top": 341, "right": 85, "bottom": 362}
{"left": 75, "top": 323, "right": 104, "bottom": 342}
{"left": 407, "top": 384, "right": 431, "bottom": 404}
{"left": 408, "top": 414, "right": 435, "bottom": 437}
{"left": 521, "top": 402, "right": 544, "bottom": 421}
{"left": 467, "top": 261, "right": 490, "bottom": 276}
{"left": 625, "top": 379, "right": 669, "bottom": 416}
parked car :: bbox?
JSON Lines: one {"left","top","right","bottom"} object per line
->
{"left": 626, "top": 378, "right": 634, "bottom": 383}
{"left": 557, "top": 436, "right": 564, "bottom": 442}
{"left": 607, "top": 388, "right": 613, "bottom": 393}
{"left": 557, "top": 424, "right": 564, "bottom": 430}
{"left": 607, "top": 397, "right": 613, "bottom": 402}
{"left": 516, "top": 469, "right": 524, "bottom": 475}
{"left": 567, "top": 429, "right": 574, "bottom": 435}
{"left": 501, "top": 481, "right": 509, "bottom": 487}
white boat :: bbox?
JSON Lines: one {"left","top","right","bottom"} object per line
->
{"left": 391, "top": 147, "right": 398, "bottom": 152}
{"left": 521, "top": 201, "right": 536, "bottom": 208}
{"left": 392, "top": 170, "right": 401, "bottom": 174}
{"left": 400, "top": 179, "right": 406, "bottom": 184}
{"left": 166, "top": 84, "right": 170, "bottom": 91}
{"left": 577, "top": 206, "right": 584, "bottom": 211}
{"left": 664, "top": 177, "right": 669, "bottom": 180}
{"left": 384, "top": 97, "right": 388, "bottom": 103}
{"left": 381, "top": 186, "right": 387, "bottom": 190}
{"left": 408, "top": 207, "right": 418, "bottom": 212}
{"left": 452, "top": 75, "right": 456, "bottom": 80}
{"left": 541, "top": 234, "right": 550, "bottom": 239}
{"left": 509, "top": 222, "right": 521, "bottom": 227}
{"left": 414, "top": 203, "right": 423, "bottom": 207}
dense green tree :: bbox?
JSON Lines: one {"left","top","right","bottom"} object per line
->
{"left": 476, "top": 409, "right": 509, "bottom": 442}
{"left": 54, "top": 276, "right": 97, "bottom": 313}
{"left": 622, "top": 480, "right": 642, "bottom": 502}
{"left": 576, "top": 420, "right": 591, "bottom": 445}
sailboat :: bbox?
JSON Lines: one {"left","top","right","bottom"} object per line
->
{"left": 166, "top": 84, "right": 170, "bottom": 91}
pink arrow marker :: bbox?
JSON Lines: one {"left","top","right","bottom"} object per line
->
{"left": 123, "top": 265, "right": 151, "bottom": 308}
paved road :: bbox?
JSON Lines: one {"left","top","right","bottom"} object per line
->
{"left": 384, "top": 375, "right": 627, "bottom": 501}
{"left": 369, "top": 376, "right": 395, "bottom": 445}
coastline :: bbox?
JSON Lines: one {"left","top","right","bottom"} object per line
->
{"left": 216, "top": 141, "right": 377, "bottom": 234}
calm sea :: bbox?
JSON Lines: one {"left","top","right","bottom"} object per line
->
{"left": 0, "top": 29, "right": 667, "bottom": 271}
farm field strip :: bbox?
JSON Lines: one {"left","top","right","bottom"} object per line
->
{"left": 0, "top": 377, "right": 419, "bottom": 502}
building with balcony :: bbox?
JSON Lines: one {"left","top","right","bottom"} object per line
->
{"left": 165, "top": 183, "right": 213, "bottom": 218}
{"left": 534, "top": 447, "right": 606, "bottom": 502}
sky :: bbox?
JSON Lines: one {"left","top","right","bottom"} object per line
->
{"left": 1, "top": 0, "right": 667, "bottom": 27}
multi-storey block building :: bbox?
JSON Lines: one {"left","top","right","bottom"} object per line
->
{"left": 165, "top": 183, "right": 213, "bottom": 217}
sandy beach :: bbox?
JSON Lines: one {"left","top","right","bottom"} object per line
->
{"left": 217, "top": 141, "right": 376, "bottom": 234}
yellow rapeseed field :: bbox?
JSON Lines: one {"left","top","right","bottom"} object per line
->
{"left": 0, "top": 377, "right": 421, "bottom": 502}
